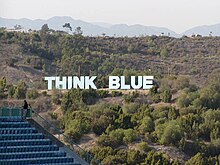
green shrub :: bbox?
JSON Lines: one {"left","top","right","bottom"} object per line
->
{"left": 26, "top": 89, "right": 39, "bottom": 99}
{"left": 123, "top": 129, "right": 137, "bottom": 144}
{"left": 122, "top": 103, "right": 139, "bottom": 114}
{"left": 13, "top": 81, "right": 27, "bottom": 99}
{"left": 97, "top": 90, "right": 109, "bottom": 98}
{"left": 111, "top": 91, "right": 122, "bottom": 97}
{"left": 137, "top": 142, "right": 150, "bottom": 152}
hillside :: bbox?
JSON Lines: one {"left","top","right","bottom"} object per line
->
{"left": 0, "top": 29, "right": 220, "bottom": 86}
{"left": 0, "top": 29, "right": 220, "bottom": 165}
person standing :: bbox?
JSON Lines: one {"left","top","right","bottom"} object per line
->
{"left": 22, "top": 100, "right": 28, "bottom": 119}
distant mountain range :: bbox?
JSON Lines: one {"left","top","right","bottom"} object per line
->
{"left": 0, "top": 16, "right": 220, "bottom": 37}
{"left": 181, "top": 24, "right": 220, "bottom": 36}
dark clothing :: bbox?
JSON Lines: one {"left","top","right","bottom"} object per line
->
{"left": 23, "top": 101, "right": 28, "bottom": 109}
{"left": 22, "top": 100, "right": 28, "bottom": 119}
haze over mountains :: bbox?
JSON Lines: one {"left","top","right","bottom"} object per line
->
{"left": 0, "top": 16, "right": 220, "bottom": 37}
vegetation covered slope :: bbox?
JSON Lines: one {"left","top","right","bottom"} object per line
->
{"left": 0, "top": 27, "right": 220, "bottom": 85}
{"left": 0, "top": 27, "right": 220, "bottom": 165}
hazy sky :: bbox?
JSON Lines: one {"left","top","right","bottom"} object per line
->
{"left": 1, "top": 0, "right": 220, "bottom": 33}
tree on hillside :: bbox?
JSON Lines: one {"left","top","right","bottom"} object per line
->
{"left": 14, "top": 24, "right": 22, "bottom": 30}
{"left": 0, "top": 77, "right": 7, "bottom": 98}
{"left": 161, "top": 89, "right": 172, "bottom": 103}
{"left": 74, "top": 26, "right": 83, "bottom": 35}
{"left": 138, "top": 116, "right": 155, "bottom": 133}
{"left": 63, "top": 23, "right": 72, "bottom": 32}
{"left": 41, "top": 24, "right": 49, "bottom": 33}
{"left": 145, "top": 151, "right": 174, "bottom": 165}
{"left": 186, "top": 153, "right": 210, "bottom": 165}
{"left": 13, "top": 81, "right": 27, "bottom": 99}
{"left": 0, "top": 77, "right": 7, "bottom": 92}
{"left": 160, "top": 121, "right": 183, "bottom": 146}
{"left": 8, "top": 85, "right": 15, "bottom": 98}
{"left": 160, "top": 47, "right": 169, "bottom": 58}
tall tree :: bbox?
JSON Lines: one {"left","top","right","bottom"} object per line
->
{"left": 41, "top": 24, "right": 49, "bottom": 33}
{"left": 74, "top": 26, "right": 83, "bottom": 35}
{"left": 63, "top": 23, "right": 72, "bottom": 32}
